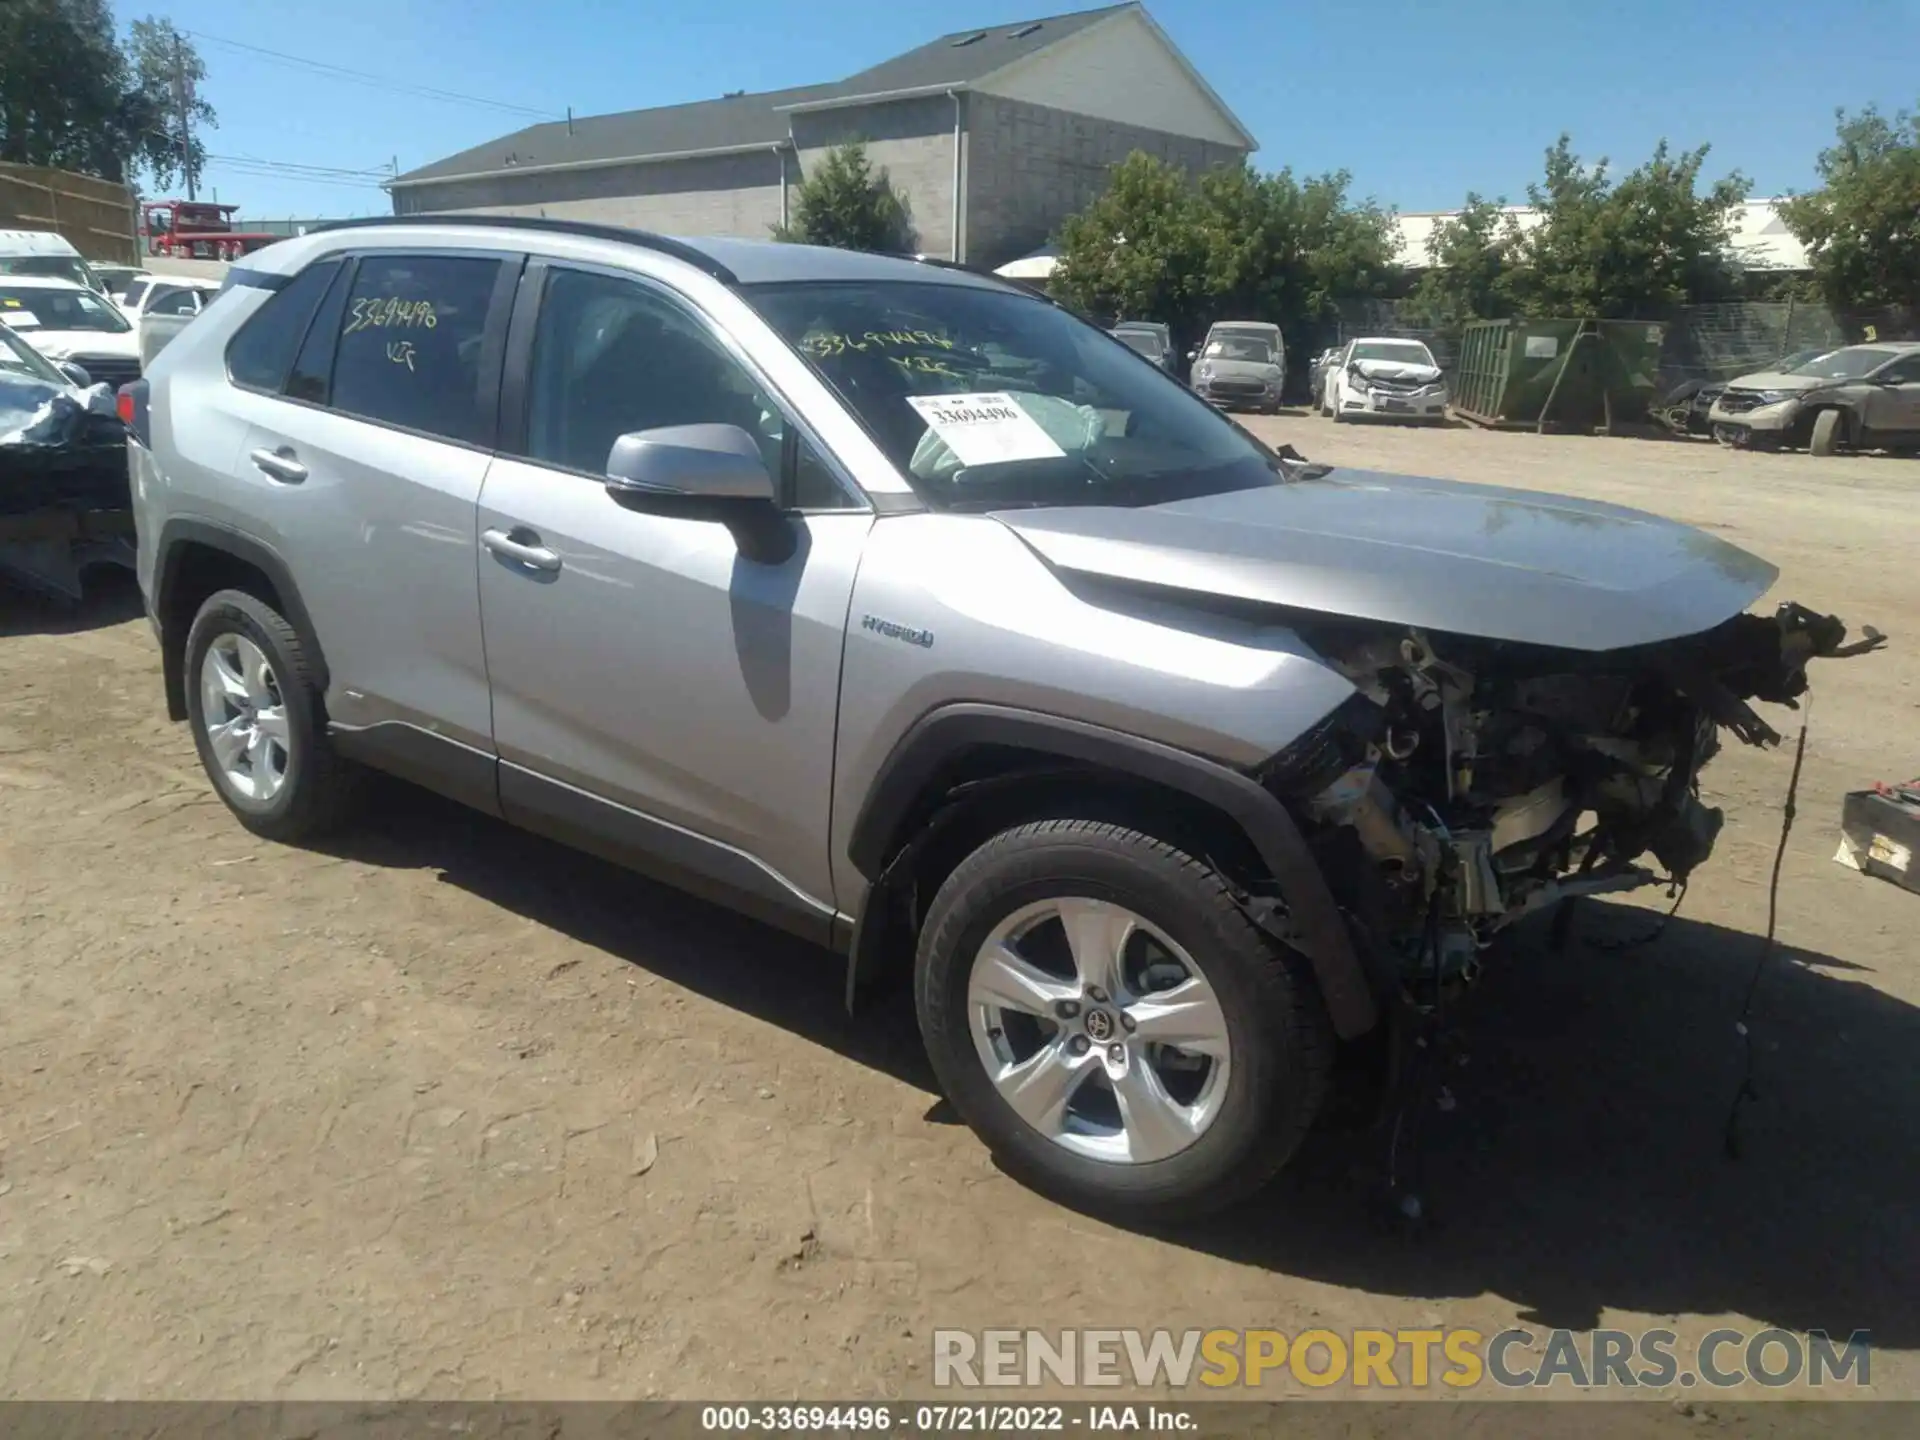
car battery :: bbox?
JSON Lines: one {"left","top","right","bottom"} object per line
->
{"left": 1834, "top": 782, "right": 1920, "bottom": 896}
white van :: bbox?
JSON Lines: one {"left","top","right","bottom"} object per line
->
{"left": 0, "top": 230, "right": 105, "bottom": 294}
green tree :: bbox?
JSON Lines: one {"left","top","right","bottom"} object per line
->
{"left": 1779, "top": 103, "right": 1920, "bottom": 312}
{"left": 1506, "top": 136, "right": 1748, "bottom": 316}
{"left": 1053, "top": 152, "right": 1396, "bottom": 352}
{"left": 1052, "top": 152, "right": 1215, "bottom": 338}
{"left": 774, "top": 142, "right": 914, "bottom": 253}
{"left": 1408, "top": 193, "right": 1519, "bottom": 324}
{"left": 0, "top": 3, "right": 215, "bottom": 188}
{"left": 124, "top": 16, "right": 217, "bottom": 194}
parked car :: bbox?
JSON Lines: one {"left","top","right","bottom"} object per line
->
{"left": 0, "top": 276, "right": 142, "bottom": 392}
{"left": 126, "top": 218, "right": 1876, "bottom": 1222}
{"left": 1188, "top": 321, "right": 1285, "bottom": 412}
{"left": 1307, "top": 347, "right": 1341, "bottom": 411}
{"left": 0, "top": 229, "right": 106, "bottom": 294}
{"left": 1656, "top": 349, "right": 1832, "bottom": 438}
{"left": 0, "top": 317, "right": 132, "bottom": 600}
{"left": 125, "top": 277, "right": 223, "bottom": 369}
{"left": 95, "top": 265, "right": 152, "bottom": 306}
{"left": 1109, "top": 320, "right": 1176, "bottom": 375}
{"left": 1708, "top": 342, "right": 1920, "bottom": 454}
{"left": 1322, "top": 337, "right": 1448, "bottom": 423}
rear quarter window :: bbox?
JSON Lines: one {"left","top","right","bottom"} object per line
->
{"left": 225, "top": 260, "right": 343, "bottom": 392}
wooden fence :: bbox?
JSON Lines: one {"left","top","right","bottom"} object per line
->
{"left": 0, "top": 163, "right": 140, "bottom": 264}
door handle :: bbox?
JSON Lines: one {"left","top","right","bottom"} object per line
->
{"left": 482, "top": 527, "right": 562, "bottom": 573}
{"left": 248, "top": 446, "right": 307, "bottom": 484}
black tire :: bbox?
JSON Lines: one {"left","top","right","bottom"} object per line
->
{"left": 183, "top": 588, "right": 362, "bottom": 842}
{"left": 915, "top": 819, "right": 1334, "bottom": 1222}
{"left": 1809, "top": 407, "right": 1846, "bottom": 457}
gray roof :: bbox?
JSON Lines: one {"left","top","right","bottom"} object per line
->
{"left": 806, "top": 4, "right": 1129, "bottom": 104}
{"left": 394, "top": 4, "right": 1135, "bottom": 186}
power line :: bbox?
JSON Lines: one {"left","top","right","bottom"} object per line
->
{"left": 205, "top": 151, "right": 393, "bottom": 180}
{"left": 186, "top": 30, "right": 557, "bottom": 120}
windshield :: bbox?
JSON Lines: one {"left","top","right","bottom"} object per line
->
{"left": 0, "top": 283, "right": 130, "bottom": 333}
{"left": 747, "top": 280, "right": 1284, "bottom": 509}
{"left": 0, "top": 319, "right": 65, "bottom": 384}
{"left": 1204, "top": 336, "right": 1274, "bottom": 363}
{"left": 1113, "top": 329, "right": 1164, "bottom": 358}
{"left": 1782, "top": 347, "right": 1895, "bottom": 381}
{"left": 1350, "top": 340, "right": 1435, "bottom": 366}
{"left": 0, "top": 255, "right": 99, "bottom": 291}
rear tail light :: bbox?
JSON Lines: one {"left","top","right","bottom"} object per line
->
{"left": 117, "top": 379, "right": 151, "bottom": 447}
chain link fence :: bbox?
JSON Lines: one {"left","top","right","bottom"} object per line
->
{"left": 1318, "top": 298, "right": 1920, "bottom": 405}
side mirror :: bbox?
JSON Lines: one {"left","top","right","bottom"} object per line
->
{"left": 1186, "top": 349, "right": 1198, "bottom": 362}
{"left": 58, "top": 361, "right": 92, "bottom": 388}
{"left": 605, "top": 423, "right": 777, "bottom": 504}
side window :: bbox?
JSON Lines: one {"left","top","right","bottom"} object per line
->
{"left": 225, "top": 259, "right": 340, "bottom": 391}
{"left": 1881, "top": 356, "right": 1920, "bottom": 385}
{"left": 148, "top": 287, "right": 200, "bottom": 317}
{"left": 286, "top": 262, "right": 353, "bottom": 405}
{"left": 325, "top": 254, "right": 503, "bottom": 445}
{"left": 523, "top": 267, "right": 858, "bottom": 509}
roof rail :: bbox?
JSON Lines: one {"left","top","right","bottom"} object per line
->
{"left": 902, "top": 252, "right": 1058, "bottom": 302}
{"left": 303, "top": 213, "right": 738, "bottom": 284}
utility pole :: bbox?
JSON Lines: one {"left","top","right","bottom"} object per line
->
{"left": 172, "top": 32, "right": 196, "bottom": 202}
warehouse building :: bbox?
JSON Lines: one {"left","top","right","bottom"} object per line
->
{"left": 387, "top": 3, "right": 1254, "bottom": 270}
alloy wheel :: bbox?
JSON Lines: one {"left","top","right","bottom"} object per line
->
{"left": 199, "top": 633, "right": 291, "bottom": 802}
{"left": 966, "top": 896, "right": 1232, "bottom": 1164}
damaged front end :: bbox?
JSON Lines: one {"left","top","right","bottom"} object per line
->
{"left": 0, "top": 374, "right": 133, "bottom": 603}
{"left": 1263, "top": 603, "right": 1885, "bottom": 1003}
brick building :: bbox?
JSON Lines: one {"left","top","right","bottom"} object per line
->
{"left": 386, "top": 3, "right": 1254, "bottom": 270}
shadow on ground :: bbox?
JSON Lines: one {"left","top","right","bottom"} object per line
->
{"left": 323, "top": 783, "right": 1919, "bottom": 1349}
{"left": 0, "top": 566, "right": 144, "bottom": 636}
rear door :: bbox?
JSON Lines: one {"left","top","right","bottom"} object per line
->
{"left": 221, "top": 248, "right": 521, "bottom": 771}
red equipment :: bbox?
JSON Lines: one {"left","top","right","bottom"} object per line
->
{"left": 139, "top": 201, "right": 279, "bottom": 261}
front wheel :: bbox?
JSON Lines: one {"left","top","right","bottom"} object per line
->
{"left": 915, "top": 819, "right": 1333, "bottom": 1222}
{"left": 1809, "top": 407, "right": 1846, "bottom": 456}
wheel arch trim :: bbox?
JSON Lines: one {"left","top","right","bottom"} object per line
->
{"left": 153, "top": 519, "right": 328, "bottom": 724}
{"left": 846, "top": 702, "right": 1379, "bottom": 1038}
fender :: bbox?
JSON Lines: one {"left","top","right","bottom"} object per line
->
{"left": 847, "top": 703, "right": 1379, "bottom": 1039}
{"left": 152, "top": 518, "right": 329, "bottom": 723}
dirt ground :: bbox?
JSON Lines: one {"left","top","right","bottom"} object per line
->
{"left": 1, "top": 417, "right": 1916, "bottom": 1409}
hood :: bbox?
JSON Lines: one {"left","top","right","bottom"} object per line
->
{"left": 15, "top": 328, "right": 137, "bottom": 361}
{"left": 0, "top": 372, "right": 118, "bottom": 448}
{"left": 1200, "top": 356, "right": 1281, "bottom": 377}
{"left": 1724, "top": 370, "right": 1826, "bottom": 392}
{"left": 993, "top": 470, "right": 1779, "bottom": 652}
{"left": 1351, "top": 358, "right": 1443, "bottom": 384}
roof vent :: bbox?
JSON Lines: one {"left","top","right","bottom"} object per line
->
{"left": 951, "top": 30, "right": 986, "bottom": 46}
{"left": 1008, "top": 23, "right": 1042, "bottom": 38}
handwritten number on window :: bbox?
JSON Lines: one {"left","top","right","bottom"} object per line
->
{"left": 346, "top": 297, "right": 439, "bottom": 336}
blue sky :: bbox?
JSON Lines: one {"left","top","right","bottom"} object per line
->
{"left": 112, "top": 0, "right": 1920, "bottom": 221}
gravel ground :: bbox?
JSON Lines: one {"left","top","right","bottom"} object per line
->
{"left": 1, "top": 416, "right": 1914, "bottom": 1408}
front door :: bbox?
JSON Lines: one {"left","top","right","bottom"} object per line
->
{"left": 1861, "top": 353, "right": 1920, "bottom": 444}
{"left": 475, "top": 262, "right": 872, "bottom": 938}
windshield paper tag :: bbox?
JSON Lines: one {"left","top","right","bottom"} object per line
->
{"left": 906, "top": 392, "right": 1066, "bottom": 467}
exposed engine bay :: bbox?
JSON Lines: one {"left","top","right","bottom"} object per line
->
{"left": 1267, "top": 602, "right": 1886, "bottom": 998}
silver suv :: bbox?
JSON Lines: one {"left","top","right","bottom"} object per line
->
{"left": 126, "top": 218, "right": 1873, "bottom": 1221}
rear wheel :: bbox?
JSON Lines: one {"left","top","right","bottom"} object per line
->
{"left": 915, "top": 819, "right": 1333, "bottom": 1222}
{"left": 1809, "top": 407, "right": 1846, "bottom": 456}
{"left": 183, "top": 589, "right": 363, "bottom": 842}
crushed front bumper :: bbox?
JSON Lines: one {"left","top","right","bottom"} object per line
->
{"left": 1339, "top": 385, "right": 1448, "bottom": 420}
